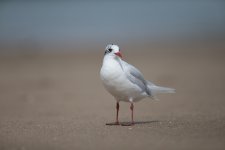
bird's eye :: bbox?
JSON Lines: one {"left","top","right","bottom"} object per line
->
{"left": 108, "top": 48, "right": 112, "bottom": 52}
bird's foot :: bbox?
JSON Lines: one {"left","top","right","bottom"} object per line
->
{"left": 120, "top": 122, "right": 134, "bottom": 126}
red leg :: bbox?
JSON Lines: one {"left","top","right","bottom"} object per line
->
{"left": 130, "top": 103, "right": 134, "bottom": 124}
{"left": 106, "top": 102, "right": 120, "bottom": 125}
{"left": 121, "top": 103, "right": 134, "bottom": 126}
{"left": 116, "top": 102, "right": 119, "bottom": 124}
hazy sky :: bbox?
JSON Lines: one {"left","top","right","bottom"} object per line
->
{"left": 0, "top": 0, "right": 225, "bottom": 48}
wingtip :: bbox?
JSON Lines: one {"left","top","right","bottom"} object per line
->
{"left": 168, "top": 88, "right": 176, "bottom": 93}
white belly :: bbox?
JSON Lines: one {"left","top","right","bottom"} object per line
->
{"left": 100, "top": 60, "right": 147, "bottom": 102}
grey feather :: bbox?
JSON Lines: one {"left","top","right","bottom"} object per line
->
{"left": 123, "top": 61, "right": 151, "bottom": 96}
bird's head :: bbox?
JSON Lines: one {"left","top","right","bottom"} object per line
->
{"left": 104, "top": 44, "right": 122, "bottom": 58}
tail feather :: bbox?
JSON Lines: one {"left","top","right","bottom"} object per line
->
{"left": 148, "top": 85, "right": 175, "bottom": 96}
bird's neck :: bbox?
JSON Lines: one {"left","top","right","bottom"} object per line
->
{"left": 103, "top": 55, "right": 124, "bottom": 71}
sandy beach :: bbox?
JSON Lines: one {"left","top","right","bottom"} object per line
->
{"left": 0, "top": 45, "right": 225, "bottom": 150}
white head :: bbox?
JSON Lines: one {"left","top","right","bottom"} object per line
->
{"left": 104, "top": 44, "right": 122, "bottom": 58}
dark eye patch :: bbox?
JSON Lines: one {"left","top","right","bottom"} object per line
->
{"left": 104, "top": 48, "right": 112, "bottom": 55}
{"left": 108, "top": 48, "right": 112, "bottom": 52}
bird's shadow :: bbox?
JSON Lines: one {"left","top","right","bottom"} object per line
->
{"left": 132, "top": 120, "right": 160, "bottom": 125}
{"left": 106, "top": 120, "right": 160, "bottom": 126}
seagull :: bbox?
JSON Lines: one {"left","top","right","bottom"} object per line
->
{"left": 100, "top": 44, "right": 175, "bottom": 126}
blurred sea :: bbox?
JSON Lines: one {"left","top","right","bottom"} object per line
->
{"left": 0, "top": 0, "right": 225, "bottom": 53}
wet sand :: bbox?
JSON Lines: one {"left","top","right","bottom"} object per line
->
{"left": 0, "top": 46, "right": 225, "bottom": 150}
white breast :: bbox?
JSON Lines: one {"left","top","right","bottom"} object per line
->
{"left": 100, "top": 56, "right": 147, "bottom": 102}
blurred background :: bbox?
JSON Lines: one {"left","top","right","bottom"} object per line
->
{"left": 0, "top": 0, "right": 225, "bottom": 54}
{"left": 0, "top": 1, "right": 225, "bottom": 150}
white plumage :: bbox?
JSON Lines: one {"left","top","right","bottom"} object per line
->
{"left": 100, "top": 44, "right": 175, "bottom": 125}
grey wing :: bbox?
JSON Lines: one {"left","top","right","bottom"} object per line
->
{"left": 123, "top": 61, "right": 151, "bottom": 96}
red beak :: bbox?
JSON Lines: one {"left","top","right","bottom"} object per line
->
{"left": 114, "top": 52, "right": 122, "bottom": 58}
